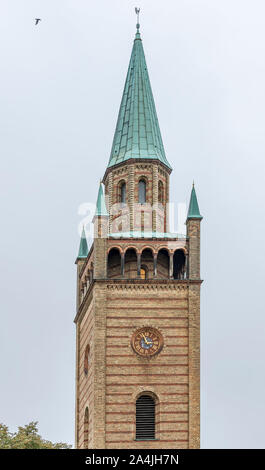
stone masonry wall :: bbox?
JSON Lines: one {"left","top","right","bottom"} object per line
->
{"left": 104, "top": 161, "right": 169, "bottom": 234}
{"left": 103, "top": 282, "right": 189, "bottom": 449}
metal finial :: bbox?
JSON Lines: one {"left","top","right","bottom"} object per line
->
{"left": 135, "top": 7, "right": 140, "bottom": 30}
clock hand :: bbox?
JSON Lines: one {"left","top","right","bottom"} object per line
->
{"left": 143, "top": 334, "right": 149, "bottom": 345}
{"left": 141, "top": 333, "right": 149, "bottom": 345}
{"left": 143, "top": 334, "right": 153, "bottom": 345}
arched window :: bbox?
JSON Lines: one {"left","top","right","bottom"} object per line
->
{"left": 173, "top": 250, "right": 186, "bottom": 279}
{"left": 120, "top": 182, "right": 126, "bottom": 204}
{"left": 118, "top": 180, "right": 126, "bottom": 204}
{"left": 157, "top": 248, "right": 169, "bottom": 279}
{"left": 108, "top": 248, "right": 122, "bottom": 278}
{"left": 138, "top": 179, "right": 146, "bottom": 204}
{"left": 140, "top": 266, "right": 147, "bottom": 279}
{"left": 84, "top": 344, "right": 90, "bottom": 376}
{"left": 158, "top": 181, "right": 164, "bottom": 204}
{"left": 124, "top": 248, "right": 137, "bottom": 279}
{"left": 84, "top": 407, "right": 89, "bottom": 448}
{"left": 136, "top": 395, "right": 155, "bottom": 440}
{"left": 140, "top": 248, "right": 153, "bottom": 278}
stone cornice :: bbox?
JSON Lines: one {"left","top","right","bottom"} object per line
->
{"left": 74, "top": 280, "right": 95, "bottom": 324}
{"left": 74, "top": 278, "right": 203, "bottom": 323}
{"left": 101, "top": 279, "right": 202, "bottom": 288}
{"left": 103, "top": 158, "right": 172, "bottom": 183}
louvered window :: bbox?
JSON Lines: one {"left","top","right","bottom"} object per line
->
{"left": 136, "top": 395, "right": 155, "bottom": 440}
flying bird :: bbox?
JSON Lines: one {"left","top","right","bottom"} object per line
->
{"left": 35, "top": 18, "right": 41, "bottom": 25}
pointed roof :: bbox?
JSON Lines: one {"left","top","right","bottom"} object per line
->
{"left": 107, "top": 24, "right": 171, "bottom": 170}
{"left": 95, "top": 182, "right": 109, "bottom": 217}
{"left": 77, "top": 226, "right": 89, "bottom": 259}
{"left": 187, "top": 183, "right": 203, "bottom": 220}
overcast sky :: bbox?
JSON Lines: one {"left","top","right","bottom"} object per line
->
{"left": 1, "top": 0, "right": 265, "bottom": 448}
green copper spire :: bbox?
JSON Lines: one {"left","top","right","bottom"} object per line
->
{"left": 107, "top": 22, "right": 171, "bottom": 170}
{"left": 77, "top": 226, "right": 88, "bottom": 259}
{"left": 187, "top": 183, "right": 203, "bottom": 220}
{"left": 95, "top": 182, "right": 109, "bottom": 217}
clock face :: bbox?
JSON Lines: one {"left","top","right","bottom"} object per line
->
{"left": 131, "top": 327, "right": 163, "bottom": 357}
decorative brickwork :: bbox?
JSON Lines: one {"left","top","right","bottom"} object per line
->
{"left": 75, "top": 209, "right": 202, "bottom": 449}
{"left": 104, "top": 161, "right": 170, "bottom": 235}
{"left": 75, "top": 271, "right": 202, "bottom": 449}
{"left": 74, "top": 24, "right": 202, "bottom": 450}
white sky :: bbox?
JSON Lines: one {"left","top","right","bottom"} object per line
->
{"left": 1, "top": 0, "right": 265, "bottom": 448}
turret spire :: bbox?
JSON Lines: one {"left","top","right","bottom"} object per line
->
{"left": 77, "top": 226, "right": 88, "bottom": 259}
{"left": 187, "top": 183, "right": 203, "bottom": 220}
{"left": 107, "top": 14, "right": 171, "bottom": 170}
{"left": 95, "top": 182, "right": 108, "bottom": 217}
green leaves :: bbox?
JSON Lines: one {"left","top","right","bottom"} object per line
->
{"left": 0, "top": 421, "right": 71, "bottom": 449}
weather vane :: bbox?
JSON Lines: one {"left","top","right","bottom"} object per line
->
{"left": 135, "top": 7, "right": 140, "bottom": 27}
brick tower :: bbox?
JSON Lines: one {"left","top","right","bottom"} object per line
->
{"left": 74, "top": 19, "right": 203, "bottom": 449}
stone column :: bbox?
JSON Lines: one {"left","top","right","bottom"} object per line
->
{"left": 169, "top": 252, "right": 174, "bottom": 279}
{"left": 93, "top": 215, "right": 108, "bottom": 279}
{"left": 107, "top": 172, "right": 113, "bottom": 233}
{"left": 186, "top": 219, "right": 201, "bottom": 280}
{"left": 184, "top": 254, "right": 188, "bottom": 279}
{"left": 152, "top": 164, "right": 158, "bottom": 232}
{"left": 153, "top": 253, "right": 157, "bottom": 278}
{"left": 128, "top": 165, "right": 135, "bottom": 231}
{"left": 166, "top": 172, "right": 170, "bottom": 233}
{"left": 93, "top": 283, "right": 107, "bottom": 448}
{"left": 121, "top": 253, "right": 125, "bottom": 278}
{"left": 137, "top": 252, "right": 141, "bottom": 277}
{"left": 188, "top": 283, "right": 201, "bottom": 448}
{"left": 186, "top": 216, "right": 202, "bottom": 448}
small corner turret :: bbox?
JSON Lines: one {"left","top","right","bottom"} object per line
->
{"left": 76, "top": 226, "right": 88, "bottom": 261}
{"left": 186, "top": 183, "right": 203, "bottom": 280}
{"left": 187, "top": 183, "right": 203, "bottom": 220}
{"left": 93, "top": 182, "right": 109, "bottom": 278}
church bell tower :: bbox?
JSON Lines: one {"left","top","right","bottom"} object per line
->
{"left": 74, "top": 17, "right": 203, "bottom": 449}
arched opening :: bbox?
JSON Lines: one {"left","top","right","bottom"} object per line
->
{"left": 138, "top": 179, "right": 146, "bottom": 204}
{"left": 84, "top": 344, "right": 90, "bottom": 376}
{"left": 90, "top": 263, "right": 94, "bottom": 281}
{"left": 84, "top": 407, "right": 89, "bottom": 448}
{"left": 158, "top": 180, "right": 164, "bottom": 204}
{"left": 140, "top": 249, "right": 153, "bottom": 279}
{"left": 140, "top": 266, "right": 147, "bottom": 279}
{"left": 107, "top": 248, "right": 121, "bottom": 279}
{"left": 118, "top": 180, "right": 126, "bottom": 204}
{"left": 136, "top": 394, "right": 156, "bottom": 440}
{"left": 173, "top": 249, "right": 186, "bottom": 279}
{"left": 124, "top": 248, "right": 137, "bottom": 278}
{"left": 157, "top": 249, "right": 170, "bottom": 279}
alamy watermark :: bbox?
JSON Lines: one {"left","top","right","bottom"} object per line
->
{"left": 77, "top": 201, "right": 187, "bottom": 239}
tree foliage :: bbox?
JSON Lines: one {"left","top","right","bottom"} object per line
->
{"left": 0, "top": 422, "right": 71, "bottom": 449}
